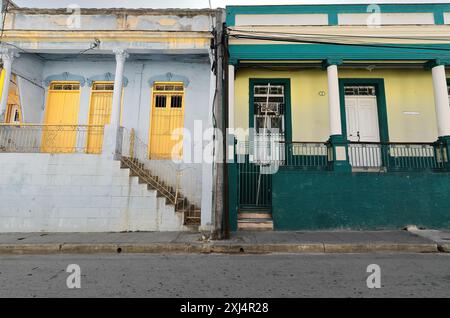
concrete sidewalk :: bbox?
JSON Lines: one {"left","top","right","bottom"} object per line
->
{"left": 0, "top": 230, "right": 446, "bottom": 255}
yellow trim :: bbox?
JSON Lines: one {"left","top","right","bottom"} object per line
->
{"left": 5, "top": 104, "right": 22, "bottom": 124}
{"left": 149, "top": 82, "right": 185, "bottom": 159}
{"left": 0, "top": 69, "right": 5, "bottom": 103}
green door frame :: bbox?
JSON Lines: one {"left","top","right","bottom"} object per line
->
{"left": 249, "top": 78, "right": 293, "bottom": 143}
{"left": 339, "top": 78, "right": 390, "bottom": 143}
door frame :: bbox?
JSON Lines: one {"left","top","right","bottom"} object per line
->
{"left": 148, "top": 81, "right": 186, "bottom": 160}
{"left": 86, "top": 81, "right": 116, "bottom": 154}
{"left": 249, "top": 78, "right": 293, "bottom": 143}
{"left": 339, "top": 78, "right": 389, "bottom": 144}
{"left": 42, "top": 81, "right": 81, "bottom": 153}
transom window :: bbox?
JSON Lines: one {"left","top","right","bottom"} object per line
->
{"left": 345, "top": 86, "right": 376, "bottom": 96}
{"left": 50, "top": 83, "right": 80, "bottom": 91}
{"left": 154, "top": 83, "right": 184, "bottom": 92}
{"left": 152, "top": 83, "right": 184, "bottom": 109}
{"left": 93, "top": 83, "right": 114, "bottom": 91}
{"left": 253, "top": 84, "right": 286, "bottom": 134}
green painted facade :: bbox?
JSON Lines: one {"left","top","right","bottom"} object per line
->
{"left": 227, "top": 3, "right": 450, "bottom": 231}
{"left": 272, "top": 170, "right": 450, "bottom": 230}
{"left": 226, "top": 4, "right": 450, "bottom": 26}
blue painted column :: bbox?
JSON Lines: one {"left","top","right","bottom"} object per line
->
{"left": 324, "top": 59, "right": 351, "bottom": 172}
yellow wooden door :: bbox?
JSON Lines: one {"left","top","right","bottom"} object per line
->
{"left": 0, "top": 69, "right": 5, "bottom": 103}
{"left": 149, "top": 83, "right": 185, "bottom": 159}
{"left": 87, "top": 82, "right": 114, "bottom": 154}
{"left": 42, "top": 82, "right": 80, "bottom": 153}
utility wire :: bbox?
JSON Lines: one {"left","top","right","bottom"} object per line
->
{"left": 228, "top": 27, "right": 450, "bottom": 43}
{"left": 229, "top": 31, "right": 450, "bottom": 54}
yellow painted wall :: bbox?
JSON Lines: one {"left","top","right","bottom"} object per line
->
{"left": 234, "top": 68, "right": 438, "bottom": 143}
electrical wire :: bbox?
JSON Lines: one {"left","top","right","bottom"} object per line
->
{"left": 229, "top": 30, "right": 450, "bottom": 55}
{"left": 227, "top": 27, "right": 450, "bottom": 43}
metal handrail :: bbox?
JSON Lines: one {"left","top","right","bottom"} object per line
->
{"left": 0, "top": 124, "right": 105, "bottom": 154}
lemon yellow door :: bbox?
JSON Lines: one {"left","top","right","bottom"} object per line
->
{"left": 42, "top": 82, "right": 80, "bottom": 153}
{"left": 149, "top": 83, "right": 185, "bottom": 159}
{"left": 0, "top": 69, "right": 5, "bottom": 102}
{"left": 87, "top": 82, "right": 114, "bottom": 154}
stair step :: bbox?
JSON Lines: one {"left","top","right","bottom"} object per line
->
{"left": 239, "top": 213, "right": 272, "bottom": 220}
{"left": 120, "top": 156, "right": 201, "bottom": 226}
{"left": 238, "top": 221, "right": 274, "bottom": 231}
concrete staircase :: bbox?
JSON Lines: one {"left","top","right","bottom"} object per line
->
{"left": 120, "top": 156, "right": 201, "bottom": 226}
{"left": 238, "top": 210, "right": 274, "bottom": 231}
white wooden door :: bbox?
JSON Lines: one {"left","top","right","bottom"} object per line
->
{"left": 345, "top": 86, "right": 381, "bottom": 168}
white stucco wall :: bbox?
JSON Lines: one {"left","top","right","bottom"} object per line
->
{"left": 12, "top": 54, "right": 45, "bottom": 123}
{"left": 0, "top": 153, "right": 186, "bottom": 233}
{"left": 11, "top": 54, "right": 215, "bottom": 229}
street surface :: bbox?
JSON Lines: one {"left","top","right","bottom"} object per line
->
{"left": 1, "top": 253, "right": 449, "bottom": 298}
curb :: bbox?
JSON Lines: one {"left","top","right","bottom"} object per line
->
{"left": 0, "top": 242, "right": 440, "bottom": 255}
{"left": 438, "top": 243, "right": 450, "bottom": 253}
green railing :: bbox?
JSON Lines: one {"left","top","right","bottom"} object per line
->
{"left": 284, "top": 141, "right": 331, "bottom": 170}
{"left": 348, "top": 142, "right": 447, "bottom": 172}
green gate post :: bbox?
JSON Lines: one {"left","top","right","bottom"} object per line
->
{"left": 437, "top": 136, "right": 450, "bottom": 171}
{"left": 328, "top": 135, "right": 352, "bottom": 172}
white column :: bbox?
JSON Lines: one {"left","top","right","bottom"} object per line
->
{"left": 327, "top": 64, "right": 343, "bottom": 137}
{"left": 103, "top": 49, "right": 128, "bottom": 157}
{"left": 228, "top": 64, "right": 235, "bottom": 131}
{"left": 431, "top": 64, "right": 450, "bottom": 137}
{"left": 0, "top": 48, "right": 18, "bottom": 122}
{"left": 111, "top": 49, "right": 128, "bottom": 128}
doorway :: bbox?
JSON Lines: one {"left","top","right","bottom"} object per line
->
{"left": 41, "top": 82, "right": 80, "bottom": 153}
{"left": 344, "top": 85, "right": 382, "bottom": 168}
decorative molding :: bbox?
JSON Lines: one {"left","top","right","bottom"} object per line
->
{"left": 113, "top": 49, "right": 129, "bottom": 63}
{"left": 87, "top": 72, "right": 129, "bottom": 87}
{"left": 148, "top": 72, "right": 190, "bottom": 87}
{"left": 322, "top": 58, "right": 343, "bottom": 70}
{"left": 0, "top": 47, "right": 20, "bottom": 64}
{"left": 43, "top": 72, "right": 86, "bottom": 87}
{"left": 424, "top": 59, "right": 449, "bottom": 70}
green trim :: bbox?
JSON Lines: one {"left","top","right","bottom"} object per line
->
{"left": 339, "top": 78, "right": 390, "bottom": 144}
{"left": 438, "top": 136, "right": 450, "bottom": 172}
{"left": 229, "top": 44, "right": 450, "bottom": 63}
{"left": 249, "top": 78, "right": 292, "bottom": 143}
{"left": 226, "top": 4, "right": 450, "bottom": 26}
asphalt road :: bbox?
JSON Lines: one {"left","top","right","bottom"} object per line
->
{"left": 0, "top": 253, "right": 449, "bottom": 298}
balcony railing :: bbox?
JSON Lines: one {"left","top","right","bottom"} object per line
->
{"left": 0, "top": 124, "right": 104, "bottom": 154}
{"left": 285, "top": 141, "right": 330, "bottom": 170}
{"left": 236, "top": 139, "right": 330, "bottom": 170}
{"left": 236, "top": 138, "right": 447, "bottom": 172}
{"left": 348, "top": 142, "right": 447, "bottom": 172}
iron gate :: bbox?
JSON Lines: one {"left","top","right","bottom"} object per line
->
{"left": 237, "top": 156, "right": 272, "bottom": 210}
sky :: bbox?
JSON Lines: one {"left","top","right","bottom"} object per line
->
{"left": 11, "top": 0, "right": 450, "bottom": 9}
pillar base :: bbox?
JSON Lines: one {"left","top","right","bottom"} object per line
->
{"left": 328, "top": 135, "right": 352, "bottom": 172}
{"left": 437, "top": 136, "right": 450, "bottom": 171}
{"left": 102, "top": 124, "right": 122, "bottom": 160}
